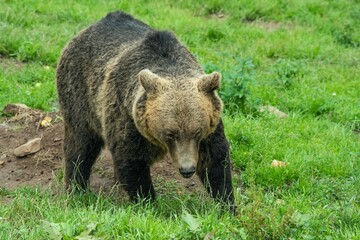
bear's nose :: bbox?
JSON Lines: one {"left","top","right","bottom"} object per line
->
{"left": 179, "top": 166, "right": 196, "bottom": 178}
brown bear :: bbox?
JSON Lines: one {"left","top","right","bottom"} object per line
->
{"left": 56, "top": 11, "right": 235, "bottom": 212}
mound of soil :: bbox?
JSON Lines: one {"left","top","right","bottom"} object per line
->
{"left": 0, "top": 106, "right": 202, "bottom": 194}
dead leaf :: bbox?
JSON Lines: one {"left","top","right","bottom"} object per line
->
{"left": 41, "top": 220, "right": 62, "bottom": 240}
{"left": 40, "top": 116, "right": 52, "bottom": 127}
{"left": 182, "top": 209, "right": 201, "bottom": 232}
{"left": 76, "top": 222, "right": 98, "bottom": 238}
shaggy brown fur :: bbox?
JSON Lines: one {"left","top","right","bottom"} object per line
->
{"left": 56, "top": 11, "right": 235, "bottom": 213}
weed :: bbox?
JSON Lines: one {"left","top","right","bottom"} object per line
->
{"left": 205, "top": 57, "right": 257, "bottom": 115}
{"left": 206, "top": 28, "right": 225, "bottom": 42}
{"left": 333, "top": 31, "right": 360, "bottom": 48}
{"left": 15, "top": 41, "right": 40, "bottom": 62}
{"left": 271, "top": 59, "right": 304, "bottom": 88}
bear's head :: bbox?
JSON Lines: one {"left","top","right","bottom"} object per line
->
{"left": 133, "top": 69, "right": 223, "bottom": 178}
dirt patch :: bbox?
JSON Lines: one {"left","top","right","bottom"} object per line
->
{"left": 249, "top": 21, "right": 295, "bottom": 32}
{"left": 0, "top": 57, "right": 26, "bottom": 70}
{"left": 0, "top": 108, "right": 203, "bottom": 196}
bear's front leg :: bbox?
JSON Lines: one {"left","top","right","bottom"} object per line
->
{"left": 115, "top": 158, "right": 155, "bottom": 201}
{"left": 197, "top": 119, "right": 236, "bottom": 214}
{"left": 108, "top": 125, "right": 156, "bottom": 202}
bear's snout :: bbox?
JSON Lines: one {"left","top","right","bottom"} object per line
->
{"left": 179, "top": 166, "right": 196, "bottom": 178}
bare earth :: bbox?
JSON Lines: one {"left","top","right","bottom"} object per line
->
{"left": 0, "top": 109, "right": 203, "bottom": 195}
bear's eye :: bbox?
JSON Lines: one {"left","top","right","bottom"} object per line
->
{"left": 195, "top": 129, "right": 202, "bottom": 138}
{"left": 166, "top": 132, "right": 177, "bottom": 142}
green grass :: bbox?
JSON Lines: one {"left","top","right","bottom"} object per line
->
{"left": 1, "top": 0, "right": 360, "bottom": 239}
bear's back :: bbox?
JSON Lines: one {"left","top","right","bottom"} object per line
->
{"left": 67, "top": 11, "right": 152, "bottom": 62}
{"left": 90, "top": 11, "right": 152, "bottom": 48}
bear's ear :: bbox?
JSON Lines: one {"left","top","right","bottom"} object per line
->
{"left": 197, "top": 72, "right": 221, "bottom": 93}
{"left": 138, "top": 69, "right": 167, "bottom": 95}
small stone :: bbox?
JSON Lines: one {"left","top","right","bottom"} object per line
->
{"left": 0, "top": 160, "right": 5, "bottom": 166}
{"left": 0, "top": 154, "right": 6, "bottom": 159}
{"left": 185, "top": 181, "right": 196, "bottom": 188}
{"left": 259, "top": 105, "right": 288, "bottom": 118}
{"left": 216, "top": 13, "right": 225, "bottom": 18}
{"left": 53, "top": 138, "right": 61, "bottom": 142}
{"left": 271, "top": 160, "right": 289, "bottom": 167}
{"left": 13, "top": 138, "right": 42, "bottom": 157}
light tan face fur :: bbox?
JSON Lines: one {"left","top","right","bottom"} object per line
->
{"left": 133, "top": 69, "right": 223, "bottom": 174}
